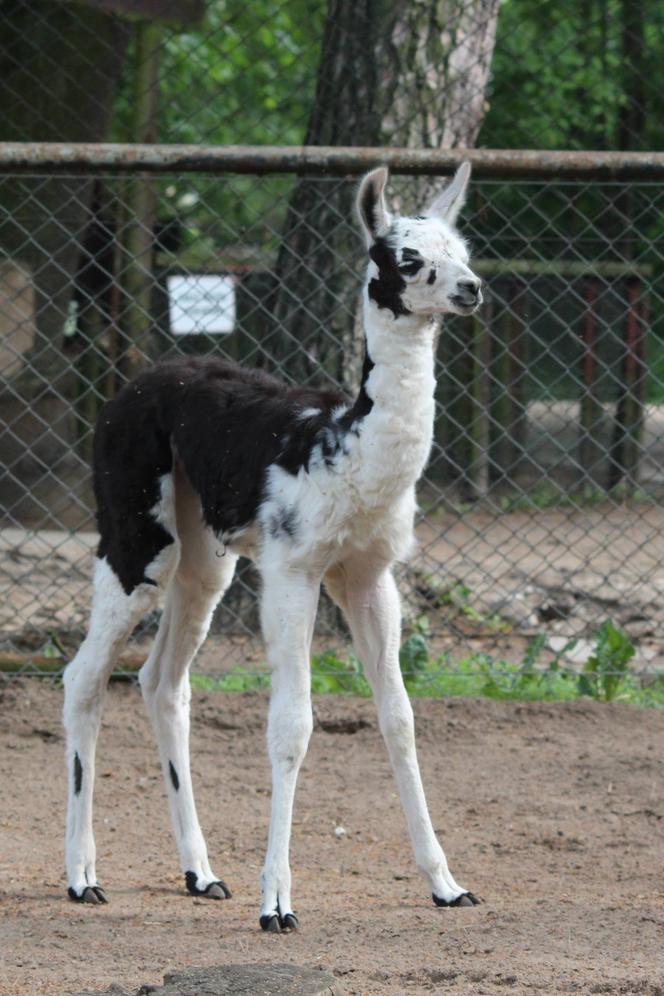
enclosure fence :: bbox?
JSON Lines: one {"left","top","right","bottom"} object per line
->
{"left": 1, "top": 145, "right": 663, "bottom": 685}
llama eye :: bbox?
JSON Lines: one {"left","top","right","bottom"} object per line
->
{"left": 399, "top": 247, "right": 424, "bottom": 276}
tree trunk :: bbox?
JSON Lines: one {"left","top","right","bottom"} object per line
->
{"left": 268, "top": 0, "right": 499, "bottom": 389}
{"left": 0, "top": 0, "right": 130, "bottom": 525}
{"left": 0, "top": 1, "right": 131, "bottom": 386}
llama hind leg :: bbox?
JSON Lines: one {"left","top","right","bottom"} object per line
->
{"left": 139, "top": 556, "right": 238, "bottom": 899}
{"left": 63, "top": 556, "right": 171, "bottom": 902}
{"left": 139, "top": 464, "right": 238, "bottom": 899}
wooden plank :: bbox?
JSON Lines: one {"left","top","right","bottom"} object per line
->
{"left": 473, "top": 258, "right": 653, "bottom": 279}
{"left": 0, "top": 652, "right": 145, "bottom": 673}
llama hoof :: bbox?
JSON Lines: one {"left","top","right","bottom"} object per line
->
{"left": 68, "top": 885, "right": 108, "bottom": 904}
{"left": 185, "top": 871, "right": 232, "bottom": 899}
{"left": 260, "top": 909, "right": 299, "bottom": 932}
{"left": 432, "top": 890, "right": 480, "bottom": 908}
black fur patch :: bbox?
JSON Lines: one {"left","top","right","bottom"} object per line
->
{"left": 74, "top": 752, "right": 82, "bottom": 795}
{"left": 169, "top": 761, "right": 179, "bottom": 791}
{"left": 269, "top": 505, "right": 298, "bottom": 540}
{"left": 93, "top": 359, "right": 351, "bottom": 584}
{"left": 339, "top": 352, "right": 374, "bottom": 430}
{"left": 399, "top": 247, "right": 424, "bottom": 276}
{"left": 368, "top": 239, "right": 410, "bottom": 318}
{"left": 360, "top": 182, "right": 379, "bottom": 239}
{"left": 94, "top": 377, "right": 176, "bottom": 596}
{"left": 427, "top": 268, "right": 437, "bottom": 285}
{"left": 91, "top": 352, "right": 386, "bottom": 591}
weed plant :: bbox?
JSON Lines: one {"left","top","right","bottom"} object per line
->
{"left": 191, "top": 620, "right": 664, "bottom": 707}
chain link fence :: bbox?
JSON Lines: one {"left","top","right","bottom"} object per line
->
{"left": 1, "top": 0, "right": 664, "bottom": 685}
{"left": 2, "top": 155, "right": 664, "bottom": 682}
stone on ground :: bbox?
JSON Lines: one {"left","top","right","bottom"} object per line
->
{"left": 76, "top": 963, "right": 344, "bottom": 996}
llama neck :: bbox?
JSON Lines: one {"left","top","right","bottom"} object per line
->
{"left": 345, "top": 296, "right": 437, "bottom": 501}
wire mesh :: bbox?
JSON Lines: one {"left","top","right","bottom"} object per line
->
{"left": 1, "top": 168, "right": 663, "bottom": 683}
{"left": 1, "top": 0, "right": 663, "bottom": 685}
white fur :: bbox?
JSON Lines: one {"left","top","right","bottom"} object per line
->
{"left": 63, "top": 165, "right": 481, "bottom": 920}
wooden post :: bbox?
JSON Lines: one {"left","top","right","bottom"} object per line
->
{"left": 465, "top": 302, "right": 491, "bottom": 499}
{"left": 120, "top": 19, "right": 161, "bottom": 380}
{"left": 490, "top": 283, "right": 512, "bottom": 483}
{"left": 608, "top": 277, "right": 648, "bottom": 491}
{"left": 491, "top": 278, "right": 527, "bottom": 486}
{"left": 578, "top": 276, "right": 604, "bottom": 489}
{"left": 437, "top": 317, "right": 470, "bottom": 487}
{"left": 507, "top": 278, "right": 528, "bottom": 454}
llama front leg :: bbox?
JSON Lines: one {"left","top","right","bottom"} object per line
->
{"left": 259, "top": 567, "right": 319, "bottom": 932}
{"left": 326, "top": 562, "right": 478, "bottom": 907}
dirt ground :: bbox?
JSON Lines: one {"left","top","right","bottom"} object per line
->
{"left": 0, "top": 680, "right": 663, "bottom": 996}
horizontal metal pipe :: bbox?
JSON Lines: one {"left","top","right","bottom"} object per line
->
{"left": 1, "top": 142, "right": 664, "bottom": 178}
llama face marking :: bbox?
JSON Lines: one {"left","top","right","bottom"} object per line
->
{"left": 389, "top": 216, "right": 482, "bottom": 318}
{"left": 358, "top": 162, "right": 482, "bottom": 320}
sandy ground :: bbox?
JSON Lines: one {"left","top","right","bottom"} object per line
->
{"left": 0, "top": 680, "right": 663, "bottom": 996}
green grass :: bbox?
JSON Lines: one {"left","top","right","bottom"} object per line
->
{"left": 191, "top": 621, "right": 664, "bottom": 708}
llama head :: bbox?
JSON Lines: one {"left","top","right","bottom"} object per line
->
{"left": 356, "top": 163, "right": 482, "bottom": 319}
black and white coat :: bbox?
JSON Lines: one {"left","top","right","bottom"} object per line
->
{"left": 63, "top": 163, "right": 483, "bottom": 929}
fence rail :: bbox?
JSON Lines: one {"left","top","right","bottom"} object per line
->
{"left": 2, "top": 144, "right": 664, "bottom": 178}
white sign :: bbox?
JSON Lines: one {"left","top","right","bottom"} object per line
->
{"left": 167, "top": 274, "right": 236, "bottom": 335}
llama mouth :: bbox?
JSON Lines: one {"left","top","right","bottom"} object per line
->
{"left": 449, "top": 294, "right": 481, "bottom": 314}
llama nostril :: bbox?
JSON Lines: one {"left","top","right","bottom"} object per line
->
{"left": 457, "top": 279, "right": 479, "bottom": 296}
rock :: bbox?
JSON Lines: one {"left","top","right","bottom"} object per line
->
{"left": 77, "top": 964, "right": 344, "bottom": 996}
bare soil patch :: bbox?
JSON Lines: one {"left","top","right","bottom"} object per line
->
{"left": 1, "top": 681, "right": 663, "bottom": 995}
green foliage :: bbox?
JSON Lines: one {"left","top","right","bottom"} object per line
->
{"left": 112, "top": 0, "right": 326, "bottom": 249}
{"left": 414, "top": 580, "right": 510, "bottom": 632}
{"left": 191, "top": 620, "right": 661, "bottom": 707}
{"left": 41, "top": 632, "right": 67, "bottom": 659}
{"left": 399, "top": 633, "right": 430, "bottom": 684}
{"left": 577, "top": 619, "right": 635, "bottom": 701}
{"left": 481, "top": 0, "right": 664, "bottom": 153}
{"left": 191, "top": 666, "right": 271, "bottom": 692}
{"left": 309, "top": 652, "right": 370, "bottom": 696}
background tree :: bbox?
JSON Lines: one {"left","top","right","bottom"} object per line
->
{"left": 265, "top": 0, "right": 500, "bottom": 386}
{"left": 0, "top": 0, "right": 130, "bottom": 386}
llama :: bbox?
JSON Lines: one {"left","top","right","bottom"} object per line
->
{"left": 63, "top": 163, "right": 483, "bottom": 929}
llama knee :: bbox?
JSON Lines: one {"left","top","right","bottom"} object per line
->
{"left": 378, "top": 692, "right": 415, "bottom": 748}
{"left": 268, "top": 694, "right": 313, "bottom": 768}
{"left": 141, "top": 675, "right": 190, "bottom": 722}
{"left": 63, "top": 651, "right": 106, "bottom": 729}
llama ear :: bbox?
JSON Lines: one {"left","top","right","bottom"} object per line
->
{"left": 356, "top": 167, "right": 391, "bottom": 247}
{"left": 427, "top": 161, "right": 471, "bottom": 226}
